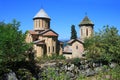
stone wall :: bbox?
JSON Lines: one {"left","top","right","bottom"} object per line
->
{"left": 38, "top": 59, "right": 117, "bottom": 80}
{"left": 2, "top": 59, "right": 117, "bottom": 80}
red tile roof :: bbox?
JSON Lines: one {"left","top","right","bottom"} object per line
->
{"left": 43, "top": 31, "right": 58, "bottom": 37}
{"left": 28, "top": 30, "right": 38, "bottom": 35}
{"left": 28, "top": 29, "right": 58, "bottom": 37}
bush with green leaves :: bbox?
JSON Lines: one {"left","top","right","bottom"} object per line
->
{"left": 84, "top": 25, "right": 120, "bottom": 63}
{"left": 42, "top": 67, "right": 70, "bottom": 80}
{"left": 0, "top": 20, "right": 31, "bottom": 78}
{"left": 37, "top": 54, "right": 66, "bottom": 62}
{"left": 16, "top": 68, "right": 36, "bottom": 80}
{"left": 94, "top": 65, "right": 120, "bottom": 80}
{"left": 71, "top": 58, "right": 81, "bottom": 66}
{"left": 0, "top": 20, "right": 30, "bottom": 63}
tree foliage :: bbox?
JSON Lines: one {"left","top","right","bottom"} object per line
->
{"left": 70, "top": 25, "right": 77, "bottom": 39}
{"left": 84, "top": 25, "right": 120, "bottom": 63}
{"left": 0, "top": 20, "right": 30, "bottom": 64}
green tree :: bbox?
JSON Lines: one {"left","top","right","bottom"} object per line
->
{"left": 0, "top": 20, "right": 30, "bottom": 67}
{"left": 84, "top": 34, "right": 104, "bottom": 61}
{"left": 84, "top": 25, "right": 120, "bottom": 63}
{"left": 70, "top": 25, "right": 77, "bottom": 39}
{"left": 0, "top": 20, "right": 39, "bottom": 79}
{"left": 101, "top": 25, "right": 120, "bottom": 62}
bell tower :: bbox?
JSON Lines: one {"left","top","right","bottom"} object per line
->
{"left": 33, "top": 9, "right": 51, "bottom": 31}
{"left": 79, "top": 16, "right": 94, "bottom": 40}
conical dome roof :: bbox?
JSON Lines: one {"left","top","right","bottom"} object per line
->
{"left": 79, "top": 16, "right": 94, "bottom": 26}
{"left": 33, "top": 9, "right": 50, "bottom": 19}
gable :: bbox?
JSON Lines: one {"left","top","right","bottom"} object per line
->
{"left": 68, "top": 39, "right": 83, "bottom": 45}
{"left": 72, "top": 41, "right": 83, "bottom": 47}
{"left": 42, "top": 30, "right": 58, "bottom": 37}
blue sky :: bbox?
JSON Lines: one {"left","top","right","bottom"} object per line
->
{"left": 0, "top": 0, "right": 120, "bottom": 40}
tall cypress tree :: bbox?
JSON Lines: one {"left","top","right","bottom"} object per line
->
{"left": 70, "top": 25, "right": 77, "bottom": 39}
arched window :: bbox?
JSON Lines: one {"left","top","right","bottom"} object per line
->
{"left": 39, "top": 19, "right": 40, "bottom": 28}
{"left": 35, "top": 20, "right": 37, "bottom": 28}
{"left": 81, "top": 29, "right": 83, "bottom": 36}
{"left": 76, "top": 46, "right": 78, "bottom": 49}
{"left": 42, "top": 20, "right": 43, "bottom": 28}
{"left": 53, "top": 46, "right": 54, "bottom": 52}
{"left": 37, "top": 20, "right": 39, "bottom": 28}
{"left": 86, "top": 28, "right": 88, "bottom": 36}
{"left": 48, "top": 46, "right": 50, "bottom": 53}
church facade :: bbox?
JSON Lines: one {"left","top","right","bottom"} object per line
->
{"left": 26, "top": 9, "right": 63, "bottom": 57}
{"left": 26, "top": 8, "right": 94, "bottom": 59}
{"left": 63, "top": 16, "right": 94, "bottom": 59}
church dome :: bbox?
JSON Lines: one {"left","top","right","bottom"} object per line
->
{"left": 79, "top": 16, "right": 94, "bottom": 26}
{"left": 33, "top": 9, "right": 50, "bottom": 19}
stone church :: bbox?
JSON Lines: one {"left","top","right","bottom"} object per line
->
{"left": 63, "top": 16, "right": 94, "bottom": 59}
{"left": 26, "top": 8, "right": 94, "bottom": 59}
{"left": 26, "top": 9, "right": 63, "bottom": 57}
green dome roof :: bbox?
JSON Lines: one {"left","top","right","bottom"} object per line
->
{"left": 79, "top": 16, "right": 94, "bottom": 26}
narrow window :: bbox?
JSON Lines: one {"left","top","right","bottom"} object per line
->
{"left": 81, "top": 29, "right": 83, "bottom": 36}
{"left": 42, "top": 20, "right": 45, "bottom": 28}
{"left": 45, "top": 20, "right": 48, "bottom": 29}
{"left": 42, "top": 20, "right": 43, "bottom": 28}
{"left": 76, "top": 46, "right": 78, "bottom": 49}
{"left": 35, "top": 20, "right": 37, "bottom": 28}
{"left": 53, "top": 46, "right": 54, "bottom": 52}
{"left": 47, "top": 21, "right": 49, "bottom": 29}
{"left": 39, "top": 19, "right": 40, "bottom": 28}
{"left": 37, "top": 20, "right": 39, "bottom": 28}
{"left": 86, "top": 28, "right": 88, "bottom": 36}
{"left": 48, "top": 46, "right": 50, "bottom": 53}
{"left": 40, "top": 19, "right": 42, "bottom": 28}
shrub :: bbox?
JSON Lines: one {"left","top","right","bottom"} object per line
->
{"left": 71, "top": 58, "right": 81, "bottom": 66}
{"left": 36, "top": 54, "right": 66, "bottom": 62}
{"left": 42, "top": 67, "right": 69, "bottom": 80}
{"left": 16, "top": 68, "right": 34, "bottom": 80}
{"left": 84, "top": 25, "right": 120, "bottom": 63}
